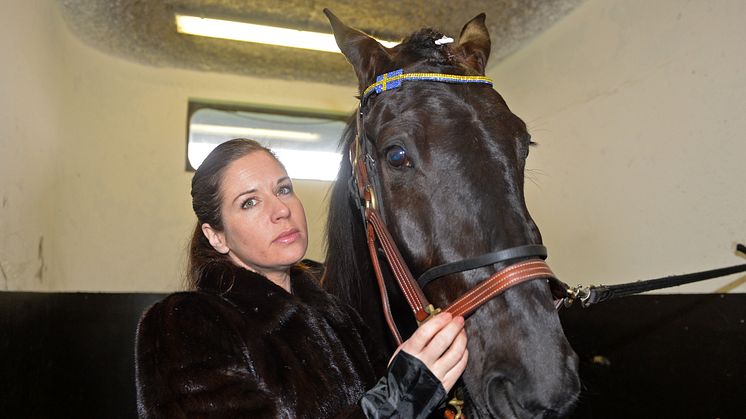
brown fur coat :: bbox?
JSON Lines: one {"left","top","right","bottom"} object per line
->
{"left": 135, "top": 262, "right": 388, "bottom": 418}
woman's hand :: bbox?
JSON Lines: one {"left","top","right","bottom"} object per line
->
{"left": 393, "top": 312, "right": 468, "bottom": 393}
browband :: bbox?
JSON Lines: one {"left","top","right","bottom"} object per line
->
{"left": 362, "top": 69, "right": 493, "bottom": 101}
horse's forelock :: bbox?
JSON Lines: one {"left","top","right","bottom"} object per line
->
{"left": 394, "top": 28, "right": 459, "bottom": 67}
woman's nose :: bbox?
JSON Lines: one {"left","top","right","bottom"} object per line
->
{"left": 271, "top": 196, "right": 291, "bottom": 220}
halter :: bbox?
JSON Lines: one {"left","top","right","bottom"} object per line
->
{"left": 351, "top": 69, "right": 563, "bottom": 344}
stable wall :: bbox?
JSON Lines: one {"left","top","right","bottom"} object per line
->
{"left": 2, "top": 0, "right": 744, "bottom": 293}
{"left": 0, "top": 1, "right": 65, "bottom": 291}
{"left": 0, "top": 0, "right": 356, "bottom": 292}
{"left": 490, "top": 0, "right": 746, "bottom": 292}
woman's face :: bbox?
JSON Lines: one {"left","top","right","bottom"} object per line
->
{"left": 203, "top": 151, "right": 308, "bottom": 279}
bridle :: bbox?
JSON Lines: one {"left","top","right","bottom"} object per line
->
{"left": 348, "top": 69, "right": 746, "bottom": 345}
{"left": 349, "top": 69, "right": 566, "bottom": 345}
{"left": 345, "top": 68, "right": 746, "bottom": 419}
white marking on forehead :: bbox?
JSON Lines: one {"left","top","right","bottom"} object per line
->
{"left": 434, "top": 36, "right": 454, "bottom": 45}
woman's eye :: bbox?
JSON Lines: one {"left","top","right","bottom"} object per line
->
{"left": 278, "top": 185, "right": 293, "bottom": 195}
{"left": 385, "top": 146, "right": 410, "bottom": 168}
{"left": 241, "top": 198, "right": 258, "bottom": 209}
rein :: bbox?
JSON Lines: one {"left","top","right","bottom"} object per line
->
{"left": 351, "top": 69, "right": 560, "bottom": 345}
{"left": 560, "top": 243, "right": 746, "bottom": 308}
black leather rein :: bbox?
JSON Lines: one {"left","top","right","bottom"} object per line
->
{"left": 561, "top": 243, "right": 746, "bottom": 308}
{"left": 417, "top": 244, "right": 548, "bottom": 288}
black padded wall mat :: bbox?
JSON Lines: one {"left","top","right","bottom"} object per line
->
{"left": 1, "top": 292, "right": 745, "bottom": 418}
{"left": 561, "top": 294, "right": 746, "bottom": 418}
{"left": 1, "top": 292, "right": 163, "bottom": 419}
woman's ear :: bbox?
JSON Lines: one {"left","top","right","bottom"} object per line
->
{"left": 202, "top": 223, "right": 229, "bottom": 254}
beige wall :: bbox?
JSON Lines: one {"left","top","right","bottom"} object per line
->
{"left": 1, "top": 1, "right": 64, "bottom": 291}
{"left": 2, "top": 0, "right": 744, "bottom": 293}
{"left": 489, "top": 0, "right": 746, "bottom": 292}
{"left": 0, "top": 0, "right": 356, "bottom": 292}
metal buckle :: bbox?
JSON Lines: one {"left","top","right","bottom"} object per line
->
{"left": 447, "top": 397, "right": 464, "bottom": 419}
{"left": 417, "top": 304, "right": 442, "bottom": 325}
{"left": 364, "top": 185, "right": 377, "bottom": 209}
{"left": 564, "top": 285, "right": 591, "bottom": 308}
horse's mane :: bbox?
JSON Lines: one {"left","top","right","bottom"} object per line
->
{"left": 321, "top": 118, "right": 373, "bottom": 315}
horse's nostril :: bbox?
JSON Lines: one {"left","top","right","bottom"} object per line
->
{"left": 485, "top": 361, "right": 580, "bottom": 418}
{"left": 540, "top": 410, "right": 562, "bottom": 419}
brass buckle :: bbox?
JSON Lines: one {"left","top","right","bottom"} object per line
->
{"left": 447, "top": 396, "right": 464, "bottom": 419}
{"left": 417, "top": 304, "right": 442, "bottom": 325}
{"left": 364, "top": 184, "right": 377, "bottom": 209}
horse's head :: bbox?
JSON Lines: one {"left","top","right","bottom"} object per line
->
{"left": 324, "top": 10, "right": 579, "bottom": 418}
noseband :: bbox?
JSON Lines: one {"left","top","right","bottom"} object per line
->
{"left": 350, "top": 69, "right": 564, "bottom": 344}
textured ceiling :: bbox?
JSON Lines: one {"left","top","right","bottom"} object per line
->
{"left": 57, "top": 0, "right": 583, "bottom": 85}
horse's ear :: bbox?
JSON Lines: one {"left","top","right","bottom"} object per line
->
{"left": 324, "top": 9, "right": 393, "bottom": 92}
{"left": 457, "top": 13, "right": 491, "bottom": 75}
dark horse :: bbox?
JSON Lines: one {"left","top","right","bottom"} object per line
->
{"left": 322, "top": 11, "right": 580, "bottom": 418}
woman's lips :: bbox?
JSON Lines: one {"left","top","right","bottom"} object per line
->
{"left": 274, "top": 228, "right": 300, "bottom": 244}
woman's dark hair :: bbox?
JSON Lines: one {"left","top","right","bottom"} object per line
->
{"left": 187, "top": 138, "right": 279, "bottom": 289}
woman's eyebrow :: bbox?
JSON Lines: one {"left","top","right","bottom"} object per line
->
{"left": 232, "top": 188, "right": 257, "bottom": 204}
{"left": 231, "top": 175, "right": 290, "bottom": 204}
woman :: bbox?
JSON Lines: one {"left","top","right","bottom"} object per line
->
{"left": 135, "top": 138, "right": 468, "bottom": 418}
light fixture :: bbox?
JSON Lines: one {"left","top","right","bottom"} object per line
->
{"left": 175, "top": 14, "right": 398, "bottom": 53}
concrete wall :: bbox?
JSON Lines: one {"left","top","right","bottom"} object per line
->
{"left": 0, "top": 1, "right": 64, "bottom": 291}
{"left": 2, "top": 0, "right": 744, "bottom": 293}
{"left": 489, "top": 0, "right": 746, "bottom": 292}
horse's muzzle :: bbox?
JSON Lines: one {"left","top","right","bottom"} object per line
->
{"left": 484, "top": 354, "right": 580, "bottom": 418}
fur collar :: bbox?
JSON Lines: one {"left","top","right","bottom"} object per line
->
{"left": 196, "top": 261, "right": 353, "bottom": 334}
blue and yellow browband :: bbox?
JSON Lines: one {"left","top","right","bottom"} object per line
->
{"left": 362, "top": 69, "right": 493, "bottom": 100}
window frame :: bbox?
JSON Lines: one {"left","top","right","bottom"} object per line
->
{"left": 185, "top": 99, "right": 351, "bottom": 172}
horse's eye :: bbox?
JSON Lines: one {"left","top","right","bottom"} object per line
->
{"left": 385, "top": 146, "right": 410, "bottom": 168}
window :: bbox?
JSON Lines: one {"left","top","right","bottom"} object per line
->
{"left": 187, "top": 101, "right": 348, "bottom": 181}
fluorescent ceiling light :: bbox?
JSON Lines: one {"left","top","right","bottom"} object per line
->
{"left": 175, "top": 14, "right": 398, "bottom": 53}
{"left": 191, "top": 123, "right": 320, "bottom": 141}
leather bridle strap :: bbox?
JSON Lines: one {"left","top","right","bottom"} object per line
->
{"left": 366, "top": 208, "right": 432, "bottom": 322}
{"left": 366, "top": 218, "right": 405, "bottom": 345}
{"left": 365, "top": 205, "right": 559, "bottom": 344}
{"left": 418, "top": 244, "right": 548, "bottom": 288}
{"left": 443, "top": 259, "right": 557, "bottom": 318}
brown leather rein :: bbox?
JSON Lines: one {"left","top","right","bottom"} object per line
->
{"left": 350, "top": 70, "right": 564, "bottom": 345}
